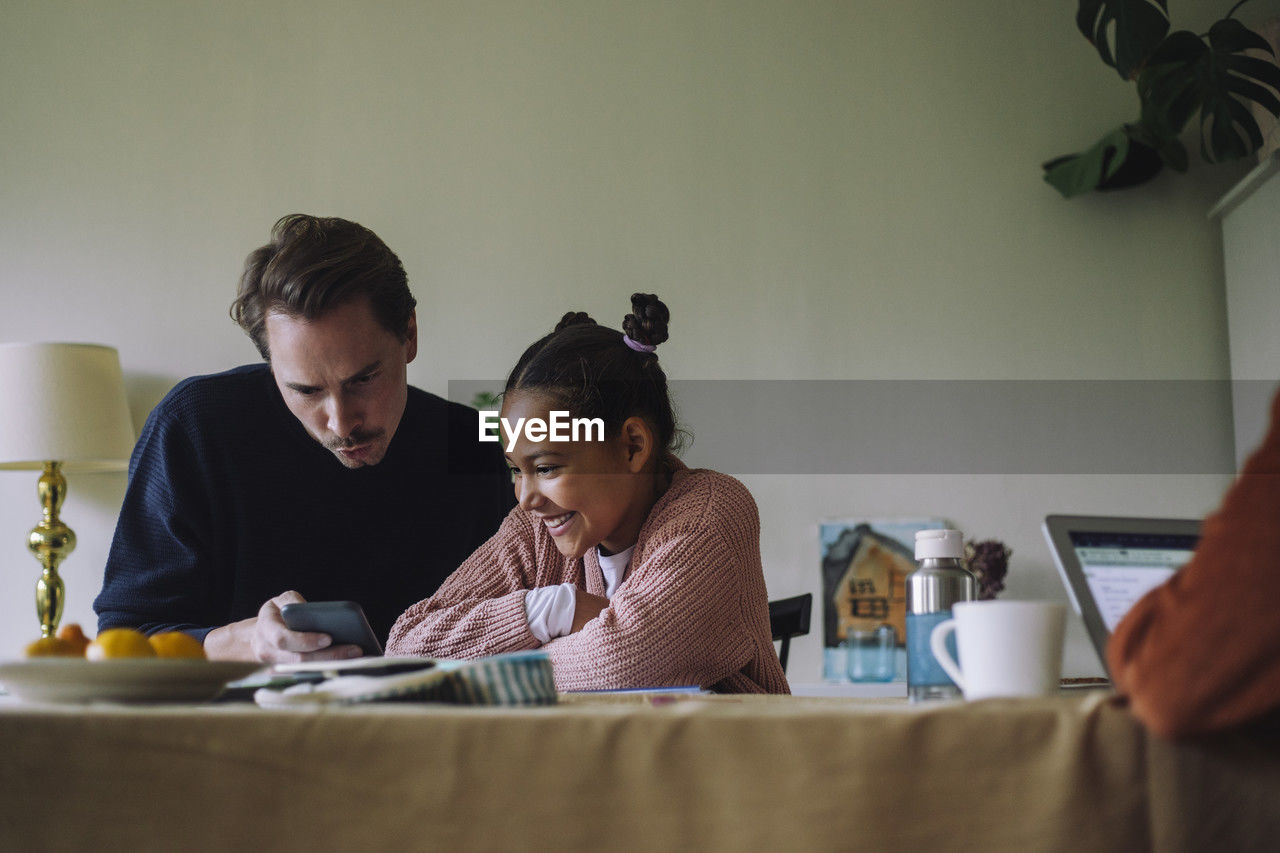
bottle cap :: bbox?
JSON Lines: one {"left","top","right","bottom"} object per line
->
{"left": 915, "top": 528, "right": 963, "bottom": 560}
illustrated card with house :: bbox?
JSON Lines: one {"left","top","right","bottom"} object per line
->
{"left": 820, "top": 519, "right": 944, "bottom": 681}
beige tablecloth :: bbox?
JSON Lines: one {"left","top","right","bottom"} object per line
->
{"left": 0, "top": 692, "right": 1275, "bottom": 852}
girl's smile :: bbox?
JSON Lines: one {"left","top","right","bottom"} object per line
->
{"left": 538, "top": 511, "right": 577, "bottom": 535}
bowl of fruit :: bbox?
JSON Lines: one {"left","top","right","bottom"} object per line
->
{"left": 0, "top": 625, "right": 263, "bottom": 704}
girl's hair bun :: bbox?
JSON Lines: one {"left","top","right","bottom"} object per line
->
{"left": 622, "top": 293, "right": 670, "bottom": 348}
{"left": 504, "top": 291, "right": 686, "bottom": 456}
{"left": 554, "top": 311, "right": 596, "bottom": 333}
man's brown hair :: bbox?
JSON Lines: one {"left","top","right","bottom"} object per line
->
{"left": 230, "top": 214, "right": 416, "bottom": 359}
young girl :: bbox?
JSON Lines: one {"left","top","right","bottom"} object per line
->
{"left": 387, "top": 294, "right": 788, "bottom": 694}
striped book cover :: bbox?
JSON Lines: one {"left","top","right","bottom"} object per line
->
{"left": 253, "top": 651, "right": 556, "bottom": 707}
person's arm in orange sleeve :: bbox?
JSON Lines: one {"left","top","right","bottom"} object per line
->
{"left": 1107, "top": 390, "right": 1280, "bottom": 738}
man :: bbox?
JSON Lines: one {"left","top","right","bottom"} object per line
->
{"left": 94, "top": 214, "right": 513, "bottom": 662}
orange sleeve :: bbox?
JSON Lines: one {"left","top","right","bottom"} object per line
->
{"left": 1107, "top": 389, "right": 1280, "bottom": 738}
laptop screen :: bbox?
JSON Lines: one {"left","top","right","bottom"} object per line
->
{"left": 1066, "top": 531, "right": 1198, "bottom": 632}
{"left": 1043, "top": 515, "right": 1201, "bottom": 675}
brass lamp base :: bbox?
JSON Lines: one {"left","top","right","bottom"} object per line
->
{"left": 27, "top": 461, "right": 76, "bottom": 638}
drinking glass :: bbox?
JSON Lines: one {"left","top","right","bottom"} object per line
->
{"left": 845, "top": 625, "right": 896, "bottom": 682}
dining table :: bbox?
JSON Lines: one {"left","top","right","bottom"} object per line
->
{"left": 0, "top": 686, "right": 1276, "bottom": 852}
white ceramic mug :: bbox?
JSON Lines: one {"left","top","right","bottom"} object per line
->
{"left": 929, "top": 600, "right": 1066, "bottom": 700}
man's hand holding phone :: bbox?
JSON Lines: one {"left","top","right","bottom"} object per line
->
{"left": 204, "top": 590, "right": 364, "bottom": 663}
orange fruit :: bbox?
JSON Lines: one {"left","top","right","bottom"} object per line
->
{"left": 24, "top": 636, "right": 81, "bottom": 657}
{"left": 148, "top": 631, "right": 206, "bottom": 659}
{"left": 86, "top": 627, "right": 156, "bottom": 660}
{"left": 56, "top": 623, "right": 92, "bottom": 656}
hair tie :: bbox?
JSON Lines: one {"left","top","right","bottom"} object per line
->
{"left": 624, "top": 335, "right": 657, "bottom": 354}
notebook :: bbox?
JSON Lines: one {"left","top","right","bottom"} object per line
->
{"left": 251, "top": 651, "right": 557, "bottom": 707}
{"left": 1042, "top": 514, "right": 1200, "bottom": 676}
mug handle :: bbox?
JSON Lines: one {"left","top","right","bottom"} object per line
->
{"left": 929, "top": 618, "right": 965, "bottom": 692}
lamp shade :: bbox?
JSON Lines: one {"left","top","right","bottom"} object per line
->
{"left": 0, "top": 342, "right": 136, "bottom": 472}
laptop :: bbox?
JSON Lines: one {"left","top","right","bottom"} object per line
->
{"left": 1042, "top": 514, "right": 1200, "bottom": 676}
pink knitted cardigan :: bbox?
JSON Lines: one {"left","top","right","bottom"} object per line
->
{"left": 387, "top": 463, "right": 790, "bottom": 694}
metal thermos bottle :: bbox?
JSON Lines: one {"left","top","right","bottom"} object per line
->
{"left": 906, "top": 529, "right": 976, "bottom": 702}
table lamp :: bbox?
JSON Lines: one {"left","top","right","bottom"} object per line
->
{"left": 0, "top": 343, "right": 136, "bottom": 637}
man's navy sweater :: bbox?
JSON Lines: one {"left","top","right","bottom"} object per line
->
{"left": 94, "top": 364, "right": 514, "bottom": 644}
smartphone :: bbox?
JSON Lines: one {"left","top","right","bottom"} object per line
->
{"left": 279, "top": 600, "right": 383, "bottom": 656}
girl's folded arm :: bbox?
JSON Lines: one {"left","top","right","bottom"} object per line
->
{"left": 545, "top": 527, "right": 754, "bottom": 691}
{"left": 386, "top": 511, "right": 542, "bottom": 659}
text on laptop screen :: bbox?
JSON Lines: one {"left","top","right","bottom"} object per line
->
{"left": 1067, "top": 531, "right": 1198, "bottom": 632}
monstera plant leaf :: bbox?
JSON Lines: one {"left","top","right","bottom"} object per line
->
{"left": 1138, "top": 19, "right": 1280, "bottom": 163}
{"left": 1077, "top": 0, "right": 1171, "bottom": 79}
{"left": 1042, "top": 125, "right": 1165, "bottom": 197}
{"left": 1047, "top": 3, "right": 1280, "bottom": 197}
{"left": 1042, "top": 128, "right": 1132, "bottom": 197}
